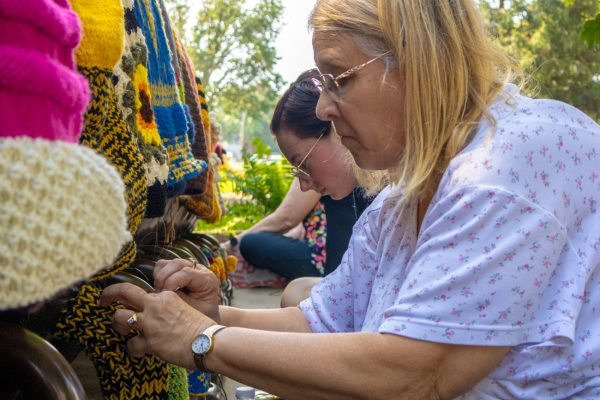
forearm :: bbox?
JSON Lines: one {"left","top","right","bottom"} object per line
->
{"left": 205, "top": 330, "right": 509, "bottom": 400}
{"left": 219, "top": 305, "right": 311, "bottom": 333}
{"left": 242, "top": 213, "right": 297, "bottom": 237}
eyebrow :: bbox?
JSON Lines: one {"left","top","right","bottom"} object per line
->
{"left": 317, "top": 58, "right": 347, "bottom": 74}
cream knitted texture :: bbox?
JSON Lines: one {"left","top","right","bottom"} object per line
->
{"left": 0, "top": 137, "right": 131, "bottom": 310}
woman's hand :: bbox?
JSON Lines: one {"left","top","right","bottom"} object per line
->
{"left": 223, "top": 240, "right": 244, "bottom": 261}
{"left": 100, "top": 283, "right": 214, "bottom": 369}
{"left": 284, "top": 223, "right": 306, "bottom": 241}
{"left": 153, "top": 258, "right": 221, "bottom": 323}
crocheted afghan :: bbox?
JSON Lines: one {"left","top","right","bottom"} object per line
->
{"left": 134, "top": 0, "right": 204, "bottom": 187}
{"left": 113, "top": 0, "right": 169, "bottom": 218}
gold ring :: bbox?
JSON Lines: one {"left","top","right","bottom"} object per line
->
{"left": 127, "top": 312, "right": 139, "bottom": 327}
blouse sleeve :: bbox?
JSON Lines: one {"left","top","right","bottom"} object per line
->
{"left": 379, "top": 186, "right": 574, "bottom": 347}
{"left": 299, "top": 208, "right": 380, "bottom": 333}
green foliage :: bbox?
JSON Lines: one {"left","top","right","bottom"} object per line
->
{"left": 481, "top": 0, "right": 600, "bottom": 121}
{"left": 165, "top": 0, "right": 284, "bottom": 123}
{"left": 227, "top": 136, "right": 292, "bottom": 214}
{"left": 581, "top": 13, "right": 600, "bottom": 49}
{"left": 196, "top": 136, "right": 292, "bottom": 234}
{"left": 219, "top": 113, "right": 279, "bottom": 150}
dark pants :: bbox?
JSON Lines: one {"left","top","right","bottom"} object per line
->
{"left": 239, "top": 232, "right": 320, "bottom": 280}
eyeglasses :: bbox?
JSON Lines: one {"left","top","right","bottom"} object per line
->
{"left": 315, "top": 51, "right": 391, "bottom": 101}
{"left": 290, "top": 131, "right": 326, "bottom": 179}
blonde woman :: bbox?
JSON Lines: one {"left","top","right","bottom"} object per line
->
{"left": 103, "top": 1, "right": 600, "bottom": 398}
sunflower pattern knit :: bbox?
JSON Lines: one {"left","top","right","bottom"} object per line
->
{"left": 134, "top": 0, "right": 204, "bottom": 187}
{"left": 53, "top": 1, "right": 168, "bottom": 398}
{"left": 114, "top": 0, "right": 169, "bottom": 218}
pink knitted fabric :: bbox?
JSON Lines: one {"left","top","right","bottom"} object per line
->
{"left": 0, "top": 0, "right": 90, "bottom": 142}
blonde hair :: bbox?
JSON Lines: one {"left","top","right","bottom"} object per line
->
{"left": 310, "top": 0, "right": 520, "bottom": 200}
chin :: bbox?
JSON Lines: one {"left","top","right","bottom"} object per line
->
{"left": 352, "top": 155, "right": 378, "bottom": 170}
{"left": 329, "top": 187, "right": 354, "bottom": 200}
{"left": 354, "top": 152, "right": 395, "bottom": 171}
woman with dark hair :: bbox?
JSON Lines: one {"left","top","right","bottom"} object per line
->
{"left": 227, "top": 69, "right": 374, "bottom": 289}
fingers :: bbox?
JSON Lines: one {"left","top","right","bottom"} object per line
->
{"left": 161, "top": 267, "right": 195, "bottom": 292}
{"left": 155, "top": 258, "right": 212, "bottom": 292}
{"left": 113, "top": 309, "right": 148, "bottom": 357}
{"left": 114, "top": 309, "right": 147, "bottom": 336}
{"left": 154, "top": 258, "right": 197, "bottom": 290}
{"left": 100, "top": 283, "right": 148, "bottom": 310}
{"left": 127, "top": 335, "right": 147, "bottom": 358}
{"left": 166, "top": 267, "right": 220, "bottom": 294}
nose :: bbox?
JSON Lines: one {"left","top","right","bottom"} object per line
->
{"left": 298, "top": 177, "right": 314, "bottom": 192}
{"left": 315, "top": 91, "right": 338, "bottom": 122}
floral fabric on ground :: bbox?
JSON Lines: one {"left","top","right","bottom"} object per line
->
{"left": 300, "top": 84, "right": 600, "bottom": 398}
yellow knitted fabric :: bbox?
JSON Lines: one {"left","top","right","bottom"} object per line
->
{"left": 133, "top": 63, "right": 162, "bottom": 147}
{"left": 225, "top": 255, "right": 238, "bottom": 273}
{"left": 196, "top": 77, "right": 212, "bottom": 150}
{"left": 210, "top": 257, "right": 226, "bottom": 282}
{"left": 71, "top": 0, "right": 125, "bottom": 69}
{"left": 79, "top": 67, "right": 147, "bottom": 236}
{"left": 54, "top": 282, "right": 169, "bottom": 399}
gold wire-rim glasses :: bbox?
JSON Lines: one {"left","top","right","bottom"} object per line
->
{"left": 316, "top": 51, "right": 392, "bottom": 101}
{"left": 290, "top": 131, "right": 326, "bottom": 179}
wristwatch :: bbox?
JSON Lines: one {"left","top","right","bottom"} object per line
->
{"left": 191, "top": 324, "right": 227, "bottom": 372}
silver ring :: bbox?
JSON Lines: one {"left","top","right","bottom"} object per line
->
{"left": 188, "top": 258, "right": 198, "bottom": 269}
{"left": 127, "top": 312, "right": 139, "bottom": 328}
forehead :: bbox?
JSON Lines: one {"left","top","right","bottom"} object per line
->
{"left": 276, "top": 129, "right": 314, "bottom": 164}
{"left": 312, "top": 31, "right": 365, "bottom": 72}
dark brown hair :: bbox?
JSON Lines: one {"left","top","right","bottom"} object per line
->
{"left": 270, "top": 69, "right": 332, "bottom": 139}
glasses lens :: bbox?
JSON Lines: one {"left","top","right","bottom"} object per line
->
{"left": 319, "top": 74, "right": 340, "bottom": 100}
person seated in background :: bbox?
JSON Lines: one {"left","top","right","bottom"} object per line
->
{"left": 226, "top": 177, "right": 323, "bottom": 280}
{"left": 227, "top": 69, "right": 377, "bottom": 306}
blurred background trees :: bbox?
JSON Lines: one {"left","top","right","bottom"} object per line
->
{"left": 165, "top": 0, "right": 284, "bottom": 153}
{"left": 481, "top": 0, "right": 599, "bottom": 121}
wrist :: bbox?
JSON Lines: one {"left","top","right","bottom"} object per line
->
{"left": 191, "top": 323, "right": 227, "bottom": 373}
{"left": 218, "top": 305, "right": 232, "bottom": 326}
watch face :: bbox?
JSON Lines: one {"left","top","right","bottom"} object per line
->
{"left": 192, "top": 334, "right": 211, "bottom": 355}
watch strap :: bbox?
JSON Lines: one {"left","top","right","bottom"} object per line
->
{"left": 193, "top": 324, "right": 227, "bottom": 373}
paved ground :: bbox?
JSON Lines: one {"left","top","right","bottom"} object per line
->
{"left": 74, "top": 287, "right": 283, "bottom": 399}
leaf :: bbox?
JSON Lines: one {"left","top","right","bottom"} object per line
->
{"left": 581, "top": 13, "right": 600, "bottom": 49}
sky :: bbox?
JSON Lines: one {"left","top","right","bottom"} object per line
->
{"left": 274, "top": 0, "right": 318, "bottom": 85}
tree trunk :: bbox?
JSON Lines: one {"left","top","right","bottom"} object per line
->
{"left": 239, "top": 109, "right": 248, "bottom": 152}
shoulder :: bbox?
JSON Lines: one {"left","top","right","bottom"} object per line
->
{"left": 354, "top": 186, "right": 411, "bottom": 237}
{"left": 440, "top": 85, "right": 600, "bottom": 217}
